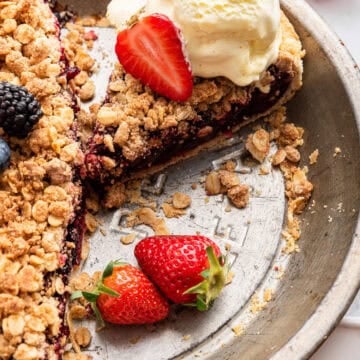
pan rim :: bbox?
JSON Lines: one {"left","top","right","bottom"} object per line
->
{"left": 271, "top": 1, "right": 360, "bottom": 359}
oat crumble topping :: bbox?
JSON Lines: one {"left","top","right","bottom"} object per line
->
{"left": 0, "top": 1, "right": 87, "bottom": 358}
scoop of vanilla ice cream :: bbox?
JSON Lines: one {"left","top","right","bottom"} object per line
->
{"left": 107, "top": 0, "right": 281, "bottom": 86}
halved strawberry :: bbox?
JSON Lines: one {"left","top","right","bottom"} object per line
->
{"left": 135, "top": 235, "right": 228, "bottom": 311}
{"left": 71, "top": 261, "right": 169, "bottom": 329}
{"left": 115, "top": 14, "right": 193, "bottom": 102}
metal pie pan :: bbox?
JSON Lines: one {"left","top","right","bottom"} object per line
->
{"left": 60, "top": 0, "right": 360, "bottom": 359}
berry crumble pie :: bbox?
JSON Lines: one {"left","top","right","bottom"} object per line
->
{"left": 0, "top": 0, "right": 305, "bottom": 359}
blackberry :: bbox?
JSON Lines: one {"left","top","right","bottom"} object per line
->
{"left": 0, "top": 81, "right": 43, "bottom": 138}
{"left": 0, "top": 138, "right": 11, "bottom": 172}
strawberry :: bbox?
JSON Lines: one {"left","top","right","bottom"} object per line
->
{"left": 115, "top": 14, "right": 193, "bottom": 102}
{"left": 134, "top": 235, "right": 228, "bottom": 311}
{"left": 71, "top": 261, "right": 169, "bottom": 328}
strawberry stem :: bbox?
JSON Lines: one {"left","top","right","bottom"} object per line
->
{"left": 184, "top": 246, "right": 228, "bottom": 311}
{"left": 70, "top": 260, "right": 122, "bottom": 330}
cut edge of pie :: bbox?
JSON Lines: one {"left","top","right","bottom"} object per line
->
{"left": 83, "top": 12, "right": 305, "bottom": 188}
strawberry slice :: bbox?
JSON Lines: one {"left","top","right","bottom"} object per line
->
{"left": 115, "top": 14, "right": 193, "bottom": 102}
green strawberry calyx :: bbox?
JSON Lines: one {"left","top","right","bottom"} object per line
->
{"left": 71, "top": 260, "right": 125, "bottom": 330}
{"left": 184, "top": 246, "right": 228, "bottom": 311}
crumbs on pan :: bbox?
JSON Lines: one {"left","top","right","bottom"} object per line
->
{"left": 120, "top": 233, "right": 137, "bottom": 245}
{"left": 231, "top": 324, "right": 244, "bottom": 337}
{"left": 162, "top": 192, "right": 192, "bottom": 218}
{"left": 103, "top": 180, "right": 156, "bottom": 210}
{"left": 333, "top": 147, "right": 342, "bottom": 157}
{"left": 309, "top": 149, "right": 319, "bottom": 165}
{"left": 265, "top": 107, "right": 314, "bottom": 253}
{"left": 250, "top": 288, "right": 274, "bottom": 314}
{"left": 205, "top": 166, "right": 250, "bottom": 209}
{"left": 127, "top": 208, "right": 170, "bottom": 235}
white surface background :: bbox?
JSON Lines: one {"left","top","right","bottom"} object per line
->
{"left": 305, "top": 0, "right": 360, "bottom": 359}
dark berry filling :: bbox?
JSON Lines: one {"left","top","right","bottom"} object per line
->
{"left": 84, "top": 64, "right": 293, "bottom": 182}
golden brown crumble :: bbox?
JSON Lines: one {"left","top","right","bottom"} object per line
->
{"left": 74, "top": 327, "right": 91, "bottom": 348}
{"left": 172, "top": 192, "right": 191, "bottom": 209}
{"left": 120, "top": 233, "right": 136, "bottom": 245}
{"left": 309, "top": 149, "right": 319, "bottom": 165}
{"left": 227, "top": 185, "right": 250, "bottom": 209}
{"left": 205, "top": 171, "right": 225, "bottom": 196}
{"left": 74, "top": 16, "right": 111, "bottom": 28}
{"left": 161, "top": 192, "right": 191, "bottom": 218}
{"left": 250, "top": 289, "right": 274, "bottom": 315}
{"left": 225, "top": 271, "right": 235, "bottom": 285}
{"left": 103, "top": 180, "right": 156, "bottom": 210}
{"left": 245, "top": 129, "right": 270, "bottom": 163}
{"left": 205, "top": 168, "right": 250, "bottom": 209}
{"left": 127, "top": 208, "right": 170, "bottom": 235}
{"left": 333, "top": 147, "right": 342, "bottom": 157}
{"left": 62, "top": 22, "right": 97, "bottom": 103}
{"left": 231, "top": 324, "right": 244, "bottom": 337}
{"left": 162, "top": 203, "right": 186, "bottom": 218}
{"left": 0, "top": 1, "right": 83, "bottom": 358}
{"left": 265, "top": 108, "right": 314, "bottom": 253}
{"left": 84, "top": 213, "right": 99, "bottom": 233}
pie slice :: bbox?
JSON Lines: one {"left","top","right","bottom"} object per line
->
{"left": 84, "top": 14, "right": 304, "bottom": 186}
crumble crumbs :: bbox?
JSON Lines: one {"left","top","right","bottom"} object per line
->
{"left": 172, "top": 192, "right": 191, "bottom": 209}
{"left": 250, "top": 289, "right": 274, "bottom": 314}
{"left": 245, "top": 129, "right": 270, "bottom": 163}
{"left": 265, "top": 108, "right": 314, "bottom": 253}
{"left": 205, "top": 168, "right": 250, "bottom": 209}
{"left": 231, "top": 324, "right": 244, "bottom": 337}
{"left": 129, "top": 336, "right": 141, "bottom": 345}
{"left": 162, "top": 203, "right": 186, "bottom": 218}
{"left": 74, "top": 327, "right": 91, "bottom": 348}
{"left": 104, "top": 180, "right": 156, "bottom": 210}
{"left": 309, "top": 149, "right": 319, "bottom": 165}
{"left": 74, "top": 16, "right": 111, "bottom": 28}
{"left": 127, "top": 208, "right": 170, "bottom": 235}
{"left": 120, "top": 233, "right": 136, "bottom": 245}
{"left": 333, "top": 147, "right": 342, "bottom": 157}
{"left": 63, "top": 352, "right": 92, "bottom": 360}
{"left": 162, "top": 192, "right": 192, "bottom": 218}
